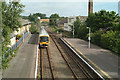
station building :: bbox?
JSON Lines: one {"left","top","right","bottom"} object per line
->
{"left": 9, "top": 19, "right": 31, "bottom": 47}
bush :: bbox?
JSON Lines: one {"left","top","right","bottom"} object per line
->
{"left": 55, "top": 28, "right": 63, "bottom": 33}
{"left": 100, "top": 33, "right": 109, "bottom": 49}
{"left": 77, "top": 24, "right": 88, "bottom": 40}
{"left": 30, "top": 23, "right": 38, "bottom": 34}
{"left": 91, "top": 30, "right": 104, "bottom": 46}
{"left": 100, "top": 31, "right": 120, "bottom": 54}
{"left": 91, "top": 32, "right": 101, "bottom": 46}
{"left": 90, "top": 30, "right": 120, "bottom": 54}
{"left": 2, "top": 49, "right": 17, "bottom": 69}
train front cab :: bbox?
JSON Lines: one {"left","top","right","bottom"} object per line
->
{"left": 39, "top": 35, "right": 50, "bottom": 48}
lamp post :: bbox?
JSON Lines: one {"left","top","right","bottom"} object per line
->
{"left": 87, "top": 27, "right": 91, "bottom": 48}
{"left": 73, "top": 24, "right": 74, "bottom": 38}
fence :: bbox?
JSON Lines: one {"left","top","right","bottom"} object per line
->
{"left": 4, "top": 31, "right": 29, "bottom": 59}
{"left": 10, "top": 31, "right": 29, "bottom": 50}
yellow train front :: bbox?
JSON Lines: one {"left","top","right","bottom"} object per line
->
{"left": 39, "top": 27, "right": 50, "bottom": 48}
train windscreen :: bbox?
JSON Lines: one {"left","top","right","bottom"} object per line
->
{"left": 40, "top": 36, "right": 48, "bottom": 42}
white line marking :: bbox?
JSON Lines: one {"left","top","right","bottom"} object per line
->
{"left": 61, "top": 38, "right": 105, "bottom": 80}
{"left": 35, "top": 44, "right": 39, "bottom": 80}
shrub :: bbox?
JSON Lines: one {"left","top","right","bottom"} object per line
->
{"left": 91, "top": 29, "right": 104, "bottom": 46}
{"left": 30, "top": 25, "right": 38, "bottom": 34}
{"left": 91, "top": 32, "right": 101, "bottom": 46}
{"left": 77, "top": 24, "right": 88, "bottom": 40}
{"left": 100, "top": 33, "right": 109, "bottom": 49}
{"left": 100, "top": 31, "right": 120, "bottom": 54}
{"left": 55, "top": 28, "right": 63, "bottom": 33}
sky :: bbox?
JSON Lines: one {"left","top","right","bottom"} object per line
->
{"left": 20, "top": 0, "right": 119, "bottom": 17}
{"left": 20, "top": 0, "right": 119, "bottom": 2}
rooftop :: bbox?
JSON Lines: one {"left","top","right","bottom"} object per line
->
{"left": 19, "top": 18, "right": 31, "bottom": 26}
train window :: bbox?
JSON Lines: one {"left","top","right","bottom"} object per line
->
{"left": 40, "top": 36, "right": 48, "bottom": 42}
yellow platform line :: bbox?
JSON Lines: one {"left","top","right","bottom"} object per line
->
{"left": 64, "top": 38, "right": 113, "bottom": 80}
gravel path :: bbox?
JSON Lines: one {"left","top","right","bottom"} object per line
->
{"left": 49, "top": 37, "right": 74, "bottom": 79}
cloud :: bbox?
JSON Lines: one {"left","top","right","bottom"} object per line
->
{"left": 21, "top": 2, "right": 88, "bottom": 16}
{"left": 21, "top": 0, "right": 119, "bottom": 2}
{"left": 21, "top": 1, "right": 118, "bottom": 17}
{"left": 2, "top": 0, "right": 120, "bottom": 2}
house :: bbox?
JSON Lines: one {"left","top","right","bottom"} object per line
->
{"left": 40, "top": 19, "right": 49, "bottom": 23}
{"left": 56, "top": 18, "right": 67, "bottom": 29}
{"left": 64, "top": 16, "right": 76, "bottom": 31}
{"left": 19, "top": 19, "right": 31, "bottom": 35}
{"left": 64, "top": 16, "right": 88, "bottom": 31}
{"left": 9, "top": 19, "right": 31, "bottom": 47}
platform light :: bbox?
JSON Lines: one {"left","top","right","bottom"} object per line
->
{"left": 73, "top": 24, "right": 74, "bottom": 38}
{"left": 87, "top": 27, "right": 91, "bottom": 48}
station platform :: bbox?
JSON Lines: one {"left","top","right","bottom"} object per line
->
{"left": 63, "top": 38, "right": 119, "bottom": 79}
{"left": 2, "top": 33, "right": 39, "bottom": 78}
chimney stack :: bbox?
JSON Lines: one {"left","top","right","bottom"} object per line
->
{"left": 88, "top": 0, "right": 93, "bottom": 15}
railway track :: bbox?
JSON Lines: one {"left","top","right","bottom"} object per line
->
{"left": 48, "top": 31, "right": 103, "bottom": 80}
{"left": 39, "top": 47, "right": 55, "bottom": 80}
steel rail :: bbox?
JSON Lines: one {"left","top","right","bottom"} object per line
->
{"left": 40, "top": 48, "right": 43, "bottom": 80}
{"left": 46, "top": 47, "right": 55, "bottom": 80}
{"left": 52, "top": 34, "right": 92, "bottom": 79}
{"left": 65, "top": 48, "right": 93, "bottom": 78}
{"left": 49, "top": 31, "right": 104, "bottom": 80}
{"left": 49, "top": 33, "right": 79, "bottom": 80}
{"left": 60, "top": 38, "right": 105, "bottom": 80}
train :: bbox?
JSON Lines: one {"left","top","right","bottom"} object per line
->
{"left": 39, "top": 26, "right": 50, "bottom": 48}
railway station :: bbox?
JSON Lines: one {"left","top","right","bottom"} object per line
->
{"left": 2, "top": 26, "right": 119, "bottom": 79}
{"left": 63, "top": 38, "right": 119, "bottom": 79}
{"left": 1, "top": 0, "right": 120, "bottom": 80}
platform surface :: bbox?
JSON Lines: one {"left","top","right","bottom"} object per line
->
{"left": 2, "top": 33, "right": 38, "bottom": 78}
{"left": 64, "top": 38, "right": 120, "bottom": 79}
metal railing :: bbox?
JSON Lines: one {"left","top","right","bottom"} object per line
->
{"left": 11, "top": 32, "right": 29, "bottom": 50}
{"left": 4, "top": 31, "right": 29, "bottom": 59}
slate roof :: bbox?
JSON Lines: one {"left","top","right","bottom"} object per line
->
{"left": 19, "top": 18, "right": 31, "bottom": 26}
{"left": 10, "top": 19, "right": 31, "bottom": 38}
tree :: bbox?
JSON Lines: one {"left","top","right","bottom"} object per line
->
{"left": 27, "top": 13, "right": 47, "bottom": 24}
{"left": 33, "top": 13, "right": 47, "bottom": 19}
{"left": 86, "top": 10, "right": 119, "bottom": 32}
{"left": 28, "top": 13, "right": 39, "bottom": 24}
{"left": 70, "top": 17, "right": 81, "bottom": 37}
{"left": 2, "top": 2, "right": 24, "bottom": 31}
{"left": 86, "top": 10, "right": 120, "bottom": 54}
{"left": 77, "top": 23, "right": 88, "bottom": 39}
{"left": 29, "top": 22, "right": 38, "bottom": 34}
{"left": 73, "top": 17, "right": 81, "bottom": 36}
{"left": 49, "top": 19, "right": 56, "bottom": 26}
{"left": 2, "top": 1, "right": 24, "bottom": 69}
{"left": 49, "top": 13, "right": 60, "bottom": 26}
{"left": 50, "top": 13, "right": 59, "bottom": 19}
